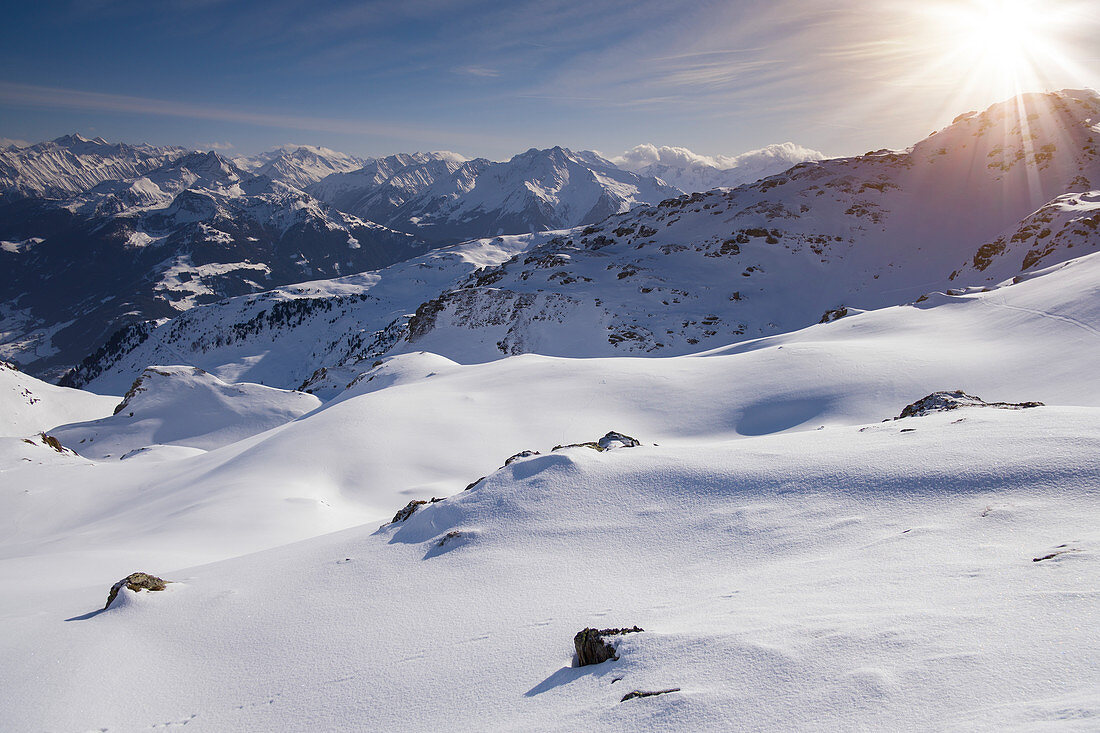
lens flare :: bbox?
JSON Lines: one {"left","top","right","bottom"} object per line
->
{"left": 935, "top": 0, "right": 1059, "bottom": 93}
{"left": 880, "top": 0, "right": 1099, "bottom": 128}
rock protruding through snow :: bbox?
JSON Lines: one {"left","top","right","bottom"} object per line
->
{"left": 390, "top": 497, "right": 444, "bottom": 524}
{"left": 896, "top": 391, "right": 1044, "bottom": 419}
{"left": 620, "top": 688, "right": 681, "bottom": 703}
{"left": 554, "top": 431, "right": 641, "bottom": 453}
{"left": 104, "top": 572, "right": 169, "bottom": 609}
{"left": 573, "top": 626, "right": 644, "bottom": 666}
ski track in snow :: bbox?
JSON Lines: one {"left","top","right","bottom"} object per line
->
{"left": 979, "top": 293, "right": 1100, "bottom": 338}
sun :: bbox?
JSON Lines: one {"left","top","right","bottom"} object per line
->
{"left": 948, "top": 0, "right": 1048, "bottom": 72}
{"left": 912, "top": 0, "right": 1082, "bottom": 103}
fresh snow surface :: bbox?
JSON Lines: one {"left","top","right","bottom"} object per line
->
{"left": 1, "top": 244, "right": 1099, "bottom": 730}
{"left": 0, "top": 359, "right": 116, "bottom": 437}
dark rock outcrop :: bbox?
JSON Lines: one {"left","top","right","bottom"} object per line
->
{"left": 104, "top": 572, "right": 169, "bottom": 609}
{"left": 621, "top": 688, "right": 680, "bottom": 703}
{"left": 896, "top": 390, "right": 1043, "bottom": 419}
{"left": 437, "top": 530, "right": 462, "bottom": 547}
{"left": 597, "top": 431, "right": 641, "bottom": 450}
{"left": 38, "top": 433, "right": 66, "bottom": 453}
{"left": 504, "top": 450, "right": 541, "bottom": 466}
{"left": 390, "top": 497, "right": 444, "bottom": 523}
{"left": 574, "top": 626, "right": 644, "bottom": 666}
{"left": 554, "top": 431, "right": 641, "bottom": 453}
{"left": 819, "top": 306, "right": 849, "bottom": 323}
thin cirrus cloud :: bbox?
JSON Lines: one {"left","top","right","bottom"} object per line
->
{"left": 0, "top": 81, "right": 505, "bottom": 149}
{"left": 454, "top": 65, "right": 501, "bottom": 78}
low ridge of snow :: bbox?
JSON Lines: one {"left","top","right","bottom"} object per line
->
{"left": 50, "top": 365, "right": 320, "bottom": 460}
{"left": 0, "top": 360, "right": 117, "bottom": 437}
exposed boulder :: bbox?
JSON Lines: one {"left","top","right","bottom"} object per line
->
{"left": 896, "top": 390, "right": 1044, "bottom": 419}
{"left": 574, "top": 626, "right": 644, "bottom": 666}
{"left": 597, "top": 431, "right": 641, "bottom": 450}
{"left": 104, "top": 572, "right": 169, "bottom": 609}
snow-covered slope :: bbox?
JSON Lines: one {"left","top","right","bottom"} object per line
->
{"left": 0, "top": 134, "right": 187, "bottom": 199}
{"left": 311, "top": 147, "right": 681, "bottom": 242}
{"left": 50, "top": 366, "right": 320, "bottom": 460}
{"left": 0, "top": 151, "right": 429, "bottom": 380}
{"left": 614, "top": 142, "right": 827, "bottom": 193}
{"left": 8, "top": 247, "right": 1099, "bottom": 579}
{"left": 396, "top": 90, "right": 1100, "bottom": 363}
{"left": 0, "top": 360, "right": 116, "bottom": 437}
{"left": 1, "top": 245, "right": 1098, "bottom": 730}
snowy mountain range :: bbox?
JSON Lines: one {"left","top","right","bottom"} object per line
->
{"left": 0, "top": 148, "right": 427, "bottom": 380}
{"left": 306, "top": 147, "right": 684, "bottom": 242}
{"left": 62, "top": 89, "right": 1100, "bottom": 398}
{"left": 0, "top": 135, "right": 819, "bottom": 381}
{"left": 0, "top": 134, "right": 187, "bottom": 199}
{"left": 233, "top": 145, "right": 367, "bottom": 189}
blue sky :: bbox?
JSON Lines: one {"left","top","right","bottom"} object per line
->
{"left": 2, "top": 0, "right": 1098, "bottom": 160}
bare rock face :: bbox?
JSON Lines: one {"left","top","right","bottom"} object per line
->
{"left": 896, "top": 390, "right": 1044, "bottom": 419}
{"left": 104, "top": 572, "right": 169, "bottom": 609}
{"left": 574, "top": 626, "right": 644, "bottom": 666}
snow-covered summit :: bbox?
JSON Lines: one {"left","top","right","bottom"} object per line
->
{"left": 308, "top": 151, "right": 489, "bottom": 231}
{"left": 251, "top": 145, "right": 367, "bottom": 189}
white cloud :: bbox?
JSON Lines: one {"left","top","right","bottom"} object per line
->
{"left": 454, "top": 65, "right": 501, "bottom": 78}
{"left": 608, "top": 142, "right": 828, "bottom": 193}
{"left": 612, "top": 142, "right": 826, "bottom": 173}
{"left": 197, "top": 141, "right": 234, "bottom": 150}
